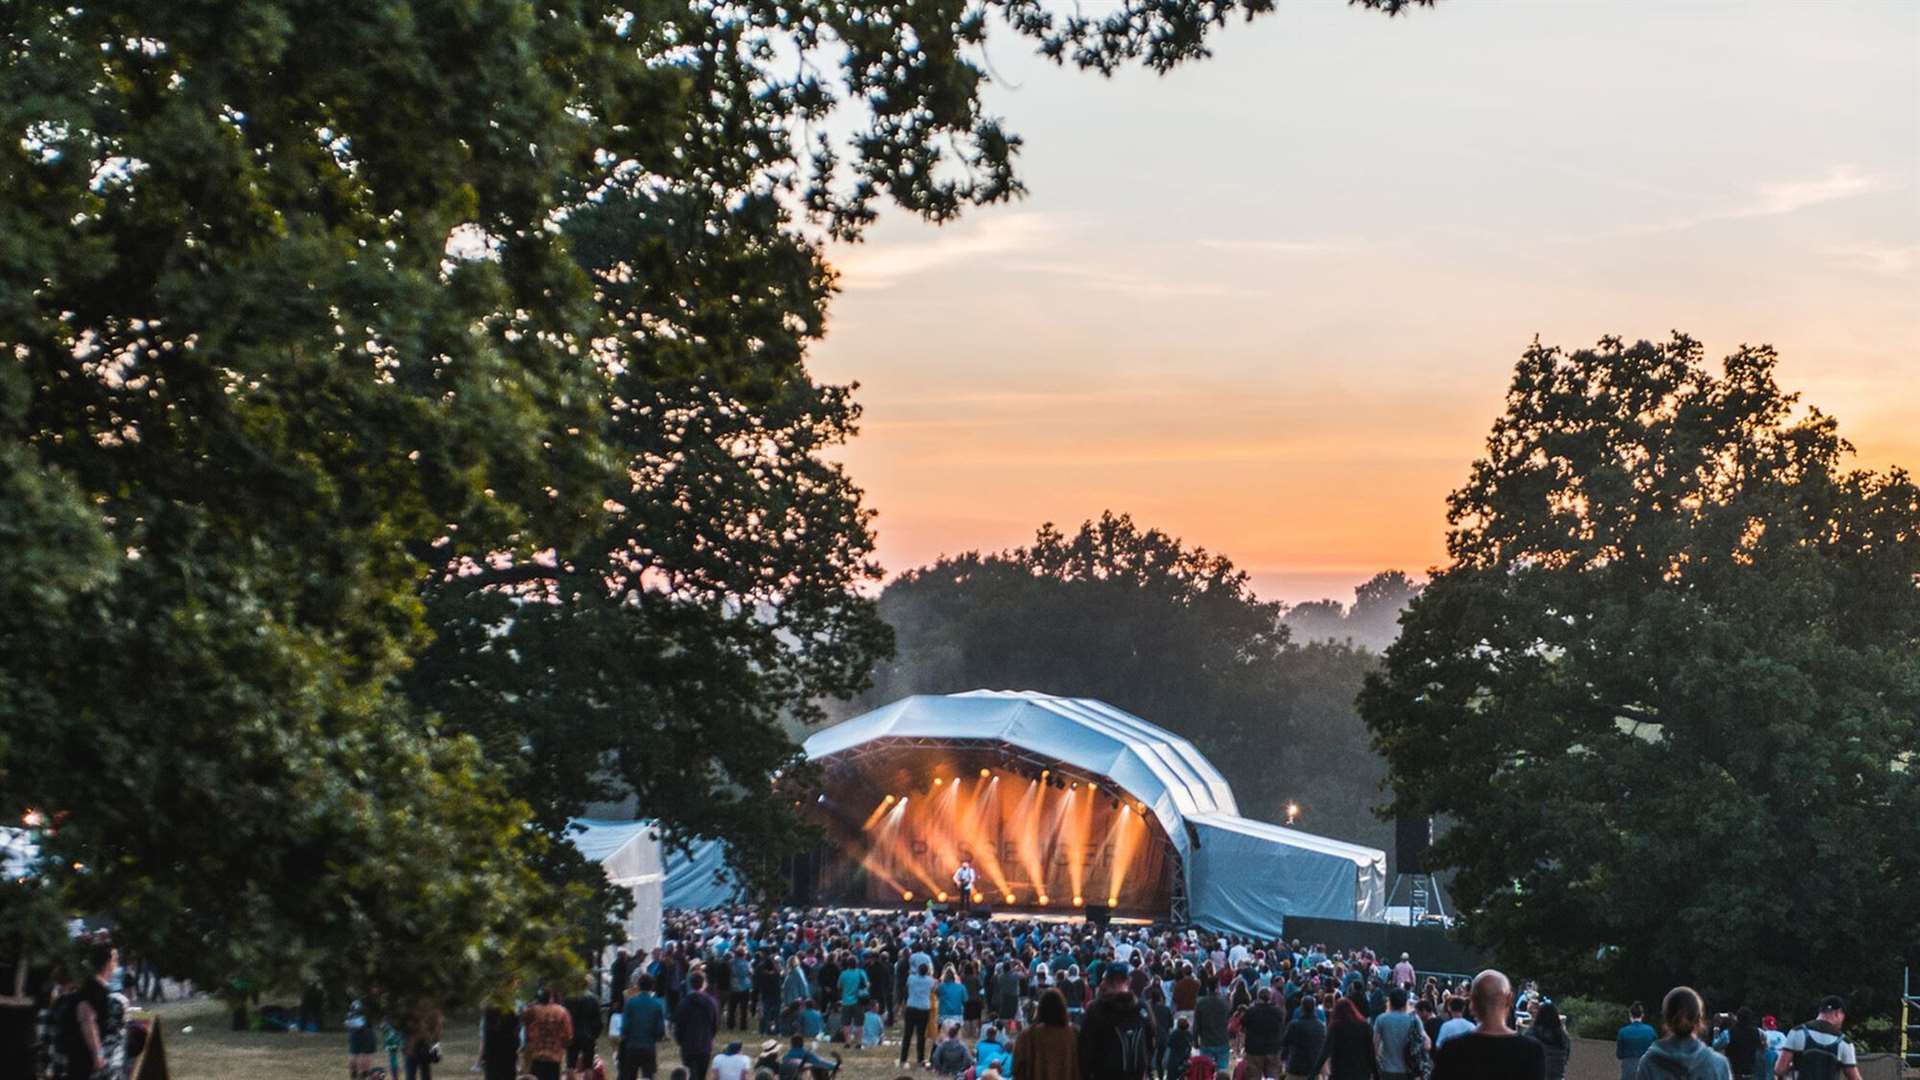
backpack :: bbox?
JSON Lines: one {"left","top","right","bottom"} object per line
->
{"left": 1096, "top": 1005, "right": 1152, "bottom": 1079}
{"left": 1788, "top": 1026, "right": 1846, "bottom": 1080}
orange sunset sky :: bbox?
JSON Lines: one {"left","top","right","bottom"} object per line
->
{"left": 809, "top": 1, "right": 1919, "bottom": 605}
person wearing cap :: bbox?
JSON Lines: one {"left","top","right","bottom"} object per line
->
{"left": 1391, "top": 955, "right": 1414, "bottom": 991}
{"left": 1775, "top": 997, "right": 1860, "bottom": 1080}
{"left": 712, "top": 1040, "right": 755, "bottom": 1080}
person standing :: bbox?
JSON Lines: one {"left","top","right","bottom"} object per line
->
{"left": 1433, "top": 998, "right": 1472, "bottom": 1049}
{"left": 1279, "top": 994, "right": 1327, "bottom": 1080}
{"left": 1428, "top": 971, "right": 1543, "bottom": 1080}
{"left": 480, "top": 1005, "right": 522, "bottom": 1080}
{"left": 620, "top": 975, "right": 669, "bottom": 1080}
{"left": 835, "top": 956, "right": 869, "bottom": 1042}
{"left": 1391, "top": 957, "right": 1415, "bottom": 993}
{"left": 675, "top": 972, "right": 723, "bottom": 1080}
{"left": 1373, "top": 988, "right": 1428, "bottom": 1080}
{"left": 1774, "top": 997, "right": 1860, "bottom": 1080}
{"left": 1015, "top": 989, "right": 1081, "bottom": 1080}
{"left": 710, "top": 1039, "right": 754, "bottom": 1080}
{"left": 565, "top": 982, "right": 605, "bottom": 1080}
{"left": 756, "top": 955, "right": 784, "bottom": 1036}
{"left": 1077, "top": 966, "right": 1152, "bottom": 1080}
{"left": 901, "top": 963, "right": 937, "bottom": 1067}
{"left": 402, "top": 998, "right": 444, "bottom": 1080}
{"left": 1313, "top": 998, "right": 1379, "bottom": 1080}
{"left": 1193, "top": 985, "right": 1230, "bottom": 1074}
{"left": 1239, "top": 987, "right": 1286, "bottom": 1080}
{"left": 1527, "top": 1003, "right": 1570, "bottom": 1080}
{"left": 523, "top": 988, "right": 577, "bottom": 1080}
{"left": 1616, "top": 1004, "right": 1657, "bottom": 1080}
{"left": 347, "top": 999, "right": 380, "bottom": 1080}
{"left": 729, "top": 952, "right": 756, "bottom": 1032}
{"left": 954, "top": 861, "right": 979, "bottom": 912}
{"left": 611, "top": 950, "right": 633, "bottom": 1006}
{"left": 1629, "top": 987, "right": 1728, "bottom": 1080}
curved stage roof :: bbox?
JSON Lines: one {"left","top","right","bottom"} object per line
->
{"left": 663, "top": 691, "right": 1386, "bottom": 933}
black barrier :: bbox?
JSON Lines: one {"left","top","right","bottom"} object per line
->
{"left": 1271, "top": 915, "right": 1488, "bottom": 976}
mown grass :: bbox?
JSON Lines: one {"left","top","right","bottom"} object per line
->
{"left": 152, "top": 996, "right": 921, "bottom": 1080}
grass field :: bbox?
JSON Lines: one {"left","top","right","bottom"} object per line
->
{"left": 151, "top": 996, "right": 920, "bottom": 1080}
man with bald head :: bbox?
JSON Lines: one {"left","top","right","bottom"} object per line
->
{"left": 1430, "top": 970, "right": 1545, "bottom": 1080}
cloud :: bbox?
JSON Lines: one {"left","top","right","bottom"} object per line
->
{"left": 1596, "top": 164, "right": 1887, "bottom": 238}
{"left": 1010, "top": 259, "right": 1252, "bottom": 299}
{"left": 1826, "top": 242, "right": 1920, "bottom": 276}
{"left": 1198, "top": 238, "right": 1364, "bottom": 256}
{"left": 833, "top": 212, "right": 1058, "bottom": 288}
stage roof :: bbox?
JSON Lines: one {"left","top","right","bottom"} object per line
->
{"left": 796, "top": 690, "right": 1387, "bottom": 932}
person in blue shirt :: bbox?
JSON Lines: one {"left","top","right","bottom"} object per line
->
{"left": 836, "top": 957, "right": 870, "bottom": 1032}
{"left": 1615, "top": 1002, "right": 1658, "bottom": 1080}
{"left": 859, "top": 1000, "right": 884, "bottom": 1049}
{"left": 780, "top": 1034, "right": 840, "bottom": 1080}
{"left": 619, "top": 974, "right": 669, "bottom": 1080}
{"left": 797, "top": 1001, "right": 826, "bottom": 1040}
{"left": 974, "top": 1024, "right": 1011, "bottom": 1074}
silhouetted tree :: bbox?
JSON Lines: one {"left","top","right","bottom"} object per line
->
{"left": 1363, "top": 334, "right": 1920, "bottom": 1016}
{"left": 857, "top": 513, "right": 1392, "bottom": 850}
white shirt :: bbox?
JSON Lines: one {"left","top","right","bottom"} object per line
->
{"left": 713, "top": 1054, "right": 755, "bottom": 1080}
{"left": 1782, "top": 1026, "right": 1856, "bottom": 1067}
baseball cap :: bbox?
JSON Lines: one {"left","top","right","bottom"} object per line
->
{"left": 1819, "top": 995, "right": 1846, "bottom": 1013}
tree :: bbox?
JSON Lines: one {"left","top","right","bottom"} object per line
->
{"left": 1282, "top": 570, "right": 1423, "bottom": 651}
{"left": 4, "top": 0, "right": 1428, "bottom": 1002}
{"left": 1362, "top": 335, "right": 1920, "bottom": 1017}
{"left": 856, "top": 513, "right": 1393, "bottom": 850}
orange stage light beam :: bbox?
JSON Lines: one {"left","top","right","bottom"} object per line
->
{"left": 1011, "top": 780, "right": 1045, "bottom": 896}
{"left": 1064, "top": 787, "right": 1094, "bottom": 905}
{"left": 1103, "top": 800, "right": 1144, "bottom": 909}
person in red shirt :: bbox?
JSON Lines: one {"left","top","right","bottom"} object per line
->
{"left": 522, "top": 988, "right": 577, "bottom": 1080}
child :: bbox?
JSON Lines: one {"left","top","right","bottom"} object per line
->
{"left": 861, "top": 1000, "right": 885, "bottom": 1049}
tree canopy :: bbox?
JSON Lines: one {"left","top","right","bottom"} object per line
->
{"left": 854, "top": 513, "right": 1394, "bottom": 851}
{"left": 1361, "top": 335, "right": 1920, "bottom": 1017}
{"left": 3, "top": 0, "right": 1429, "bottom": 1003}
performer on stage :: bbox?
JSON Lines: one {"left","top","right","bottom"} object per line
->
{"left": 952, "top": 859, "right": 977, "bottom": 911}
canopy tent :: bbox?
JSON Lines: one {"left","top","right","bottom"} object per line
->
{"left": 568, "top": 819, "right": 666, "bottom": 952}
{"left": 657, "top": 691, "right": 1386, "bottom": 931}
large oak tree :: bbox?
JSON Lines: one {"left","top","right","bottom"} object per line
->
{"left": 1362, "top": 335, "right": 1920, "bottom": 1016}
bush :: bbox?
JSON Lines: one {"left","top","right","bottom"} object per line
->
{"left": 1556, "top": 996, "right": 1632, "bottom": 1040}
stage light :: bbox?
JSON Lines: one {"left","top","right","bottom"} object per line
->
{"left": 1040, "top": 770, "right": 1049, "bottom": 780}
{"left": 972, "top": 892, "right": 983, "bottom": 903}
{"left": 1069, "top": 782, "right": 1077, "bottom": 790}
{"left": 937, "top": 891, "right": 948, "bottom": 902}
{"left": 980, "top": 768, "right": 990, "bottom": 778}
{"left": 816, "top": 794, "right": 827, "bottom": 804}
{"left": 902, "top": 890, "right": 914, "bottom": 902}
{"left": 1004, "top": 892, "right": 1015, "bottom": 904}
{"left": 1107, "top": 895, "right": 1119, "bottom": 907}
{"left": 934, "top": 777, "right": 943, "bottom": 786}
{"left": 1037, "top": 895, "right": 1049, "bottom": 906}
{"left": 1286, "top": 801, "right": 1300, "bottom": 825}
{"left": 1073, "top": 895, "right": 1084, "bottom": 906}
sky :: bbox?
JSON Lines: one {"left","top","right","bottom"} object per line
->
{"left": 807, "top": 1, "right": 1920, "bottom": 605}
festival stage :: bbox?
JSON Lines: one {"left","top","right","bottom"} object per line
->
{"left": 655, "top": 691, "right": 1388, "bottom": 934}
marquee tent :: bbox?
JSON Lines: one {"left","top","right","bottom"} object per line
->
{"left": 659, "top": 691, "right": 1387, "bottom": 934}
{"left": 568, "top": 819, "right": 667, "bottom": 952}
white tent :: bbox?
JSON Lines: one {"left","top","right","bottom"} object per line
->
{"left": 569, "top": 819, "right": 665, "bottom": 952}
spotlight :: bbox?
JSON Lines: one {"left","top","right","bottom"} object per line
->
{"left": 817, "top": 794, "right": 827, "bottom": 804}
{"left": 1037, "top": 895, "right": 1049, "bottom": 906}
{"left": 1069, "top": 782, "right": 1077, "bottom": 790}
{"left": 1003, "top": 892, "right": 1015, "bottom": 904}
{"left": 883, "top": 794, "right": 896, "bottom": 803}
{"left": 902, "top": 890, "right": 914, "bottom": 902}
{"left": 972, "top": 892, "right": 983, "bottom": 903}
{"left": 980, "top": 768, "right": 990, "bottom": 778}
{"left": 1040, "top": 770, "right": 1049, "bottom": 780}
{"left": 1107, "top": 895, "right": 1119, "bottom": 907}
{"left": 934, "top": 777, "right": 943, "bottom": 786}
{"left": 937, "top": 891, "right": 948, "bottom": 902}
{"left": 1073, "top": 895, "right": 1084, "bottom": 906}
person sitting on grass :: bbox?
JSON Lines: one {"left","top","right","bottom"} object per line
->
{"left": 931, "top": 1023, "right": 974, "bottom": 1077}
{"left": 975, "top": 1025, "right": 1011, "bottom": 1075}
{"left": 862, "top": 1000, "right": 886, "bottom": 1049}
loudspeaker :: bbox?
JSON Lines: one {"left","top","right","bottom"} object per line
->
{"left": 973, "top": 905, "right": 993, "bottom": 920}
{"left": 1083, "top": 903, "right": 1111, "bottom": 928}
{"left": 929, "top": 902, "right": 952, "bottom": 916}
{"left": 1394, "top": 816, "right": 1432, "bottom": 875}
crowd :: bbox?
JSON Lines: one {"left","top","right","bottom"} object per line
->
{"left": 9, "top": 906, "right": 1865, "bottom": 1080}
{"left": 582, "top": 908, "right": 1864, "bottom": 1080}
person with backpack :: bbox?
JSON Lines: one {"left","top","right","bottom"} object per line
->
{"left": 1079, "top": 965, "right": 1153, "bottom": 1080}
{"left": 1715, "top": 1008, "right": 1763, "bottom": 1080}
{"left": 1774, "top": 998, "right": 1860, "bottom": 1080}
{"left": 1373, "top": 988, "right": 1428, "bottom": 1080}
{"left": 1239, "top": 987, "right": 1286, "bottom": 1080}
